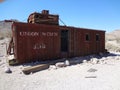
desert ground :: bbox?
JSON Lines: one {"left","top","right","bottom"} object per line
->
{"left": 0, "top": 38, "right": 120, "bottom": 90}
{"left": 0, "top": 22, "right": 120, "bottom": 90}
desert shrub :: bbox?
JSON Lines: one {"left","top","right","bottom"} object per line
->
{"left": 0, "top": 30, "right": 12, "bottom": 39}
{"left": 106, "top": 43, "right": 120, "bottom": 52}
{"left": 116, "top": 38, "right": 120, "bottom": 44}
{"left": 0, "top": 36, "right": 4, "bottom": 40}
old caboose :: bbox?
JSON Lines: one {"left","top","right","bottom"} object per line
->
{"left": 8, "top": 10, "right": 105, "bottom": 64}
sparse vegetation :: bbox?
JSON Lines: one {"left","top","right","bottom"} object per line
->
{"left": 116, "top": 38, "right": 120, "bottom": 43}
{"left": 0, "top": 21, "right": 12, "bottom": 39}
{"left": 106, "top": 30, "right": 120, "bottom": 52}
{"left": 0, "top": 31, "right": 12, "bottom": 40}
{"left": 106, "top": 43, "right": 120, "bottom": 52}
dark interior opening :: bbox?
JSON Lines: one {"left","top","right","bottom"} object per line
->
{"left": 86, "top": 34, "right": 90, "bottom": 41}
{"left": 96, "top": 34, "right": 100, "bottom": 41}
{"left": 61, "top": 30, "right": 68, "bottom": 52}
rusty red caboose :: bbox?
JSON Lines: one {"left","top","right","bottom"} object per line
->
{"left": 8, "top": 10, "right": 106, "bottom": 64}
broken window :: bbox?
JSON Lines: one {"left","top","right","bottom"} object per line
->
{"left": 96, "top": 34, "right": 100, "bottom": 41}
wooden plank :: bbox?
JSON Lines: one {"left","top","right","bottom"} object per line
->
{"left": 22, "top": 64, "right": 49, "bottom": 74}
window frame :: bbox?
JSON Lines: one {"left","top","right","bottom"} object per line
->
{"left": 96, "top": 34, "right": 100, "bottom": 41}
{"left": 85, "top": 33, "right": 90, "bottom": 41}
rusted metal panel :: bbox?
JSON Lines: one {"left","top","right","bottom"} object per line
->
{"left": 67, "top": 28, "right": 105, "bottom": 57}
{"left": 69, "top": 28, "right": 75, "bottom": 57}
{"left": 12, "top": 22, "right": 60, "bottom": 64}
{"left": 11, "top": 22, "right": 105, "bottom": 64}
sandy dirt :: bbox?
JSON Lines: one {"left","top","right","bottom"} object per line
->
{"left": 0, "top": 39, "right": 120, "bottom": 90}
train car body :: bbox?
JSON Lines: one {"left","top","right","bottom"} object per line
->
{"left": 7, "top": 10, "right": 106, "bottom": 64}
{"left": 8, "top": 22, "right": 105, "bottom": 64}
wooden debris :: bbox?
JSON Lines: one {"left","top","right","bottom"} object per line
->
{"left": 9, "top": 59, "right": 18, "bottom": 66}
{"left": 22, "top": 64, "right": 49, "bottom": 75}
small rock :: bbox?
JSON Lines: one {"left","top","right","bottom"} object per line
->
{"left": 55, "top": 62, "right": 66, "bottom": 68}
{"left": 102, "top": 57, "right": 107, "bottom": 60}
{"left": 106, "top": 57, "right": 111, "bottom": 60}
{"left": 30, "top": 72, "right": 33, "bottom": 75}
{"left": 91, "top": 58, "right": 99, "bottom": 64}
{"left": 4, "top": 67, "right": 12, "bottom": 73}
{"left": 49, "top": 65, "right": 57, "bottom": 70}
{"left": 104, "top": 61, "right": 107, "bottom": 64}
{"left": 65, "top": 60, "right": 70, "bottom": 66}
{"left": 19, "top": 65, "right": 23, "bottom": 69}
{"left": 115, "top": 56, "right": 120, "bottom": 60}
{"left": 7, "top": 55, "right": 14, "bottom": 60}
{"left": 19, "top": 72, "right": 23, "bottom": 74}
{"left": 99, "top": 59, "right": 105, "bottom": 64}
{"left": 82, "top": 60, "right": 87, "bottom": 63}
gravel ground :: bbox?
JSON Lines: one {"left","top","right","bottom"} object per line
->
{"left": 1, "top": 39, "right": 120, "bottom": 90}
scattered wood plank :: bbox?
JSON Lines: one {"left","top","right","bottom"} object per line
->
{"left": 22, "top": 64, "right": 49, "bottom": 75}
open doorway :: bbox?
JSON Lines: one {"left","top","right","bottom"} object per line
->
{"left": 61, "top": 30, "right": 68, "bottom": 52}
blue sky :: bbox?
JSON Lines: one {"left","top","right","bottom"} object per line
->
{"left": 0, "top": 0, "right": 120, "bottom": 32}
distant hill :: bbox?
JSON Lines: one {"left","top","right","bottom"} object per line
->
{"left": 0, "top": 20, "right": 18, "bottom": 39}
{"left": 106, "top": 30, "right": 120, "bottom": 52}
{"left": 106, "top": 30, "right": 120, "bottom": 40}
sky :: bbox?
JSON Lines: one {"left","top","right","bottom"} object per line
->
{"left": 0, "top": 0, "right": 120, "bottom": 32}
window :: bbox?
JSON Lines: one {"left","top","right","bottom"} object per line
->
{"left": 85, "top": 34, "right": 90, "bottom": 41}
{"left": 96, "top": 34, "right": 100, "bottom": 41}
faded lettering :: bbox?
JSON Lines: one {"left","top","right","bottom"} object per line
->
{"left": 19, "top": 31, "right": 58, "bottom": 37}
{"left": 41, "top": 32, "right": 58, "bottom": 36}
{"left": 20, "top": 32, "right": 39, "bottom": 36}
{"left": 33, "top": 43, "right": 46, "bottom": 50}
{"left": 47, "top": 32, "right": 54, "bottom": 36}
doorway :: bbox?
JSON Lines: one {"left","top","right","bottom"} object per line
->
{"left": 61, "top": 30, "right": 69, "bottom": 52}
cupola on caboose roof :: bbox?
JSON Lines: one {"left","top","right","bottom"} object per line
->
{"left": 27, "top": 10, "right": 59, "bottom": 25}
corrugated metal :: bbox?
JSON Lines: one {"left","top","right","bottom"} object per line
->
{"left": 11, "top": 22, "right": 105, "bottom": 64}
{"left": 12, "top": 22, "right": 60, "bottom": 63}
{"left": 59, "top": 26, "right": 105, "bottom": 57}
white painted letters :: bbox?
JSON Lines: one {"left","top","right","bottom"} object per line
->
{"left": 19, "top": 31, "right": 58, "bottom": 37}
{"left": 20, "top": 32, "right": 39, "bottom": 36}
{"left": 33, "top": 43, "right": 46, "bottom": 50}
